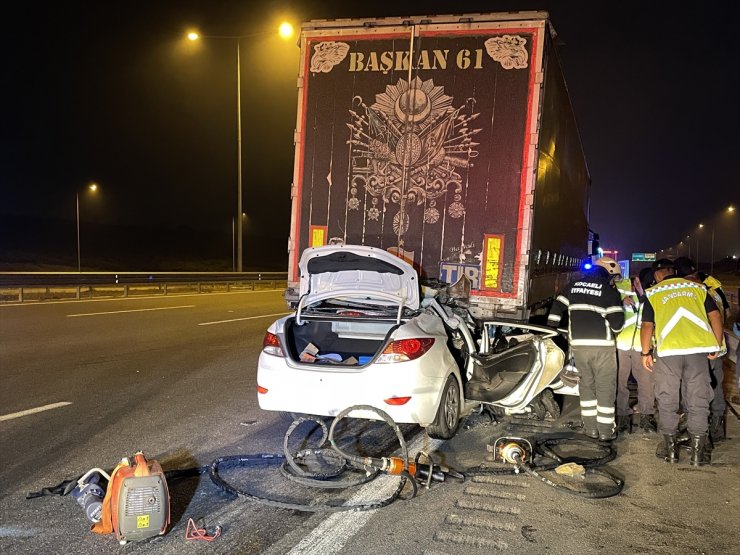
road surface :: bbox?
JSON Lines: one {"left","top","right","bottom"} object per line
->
{"left": 1, "top": 291, "right": 738, "bottom": 554}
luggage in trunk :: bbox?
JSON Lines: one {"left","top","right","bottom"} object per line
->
{"left": 285, "top": 318, "right": 394, "bottom": 365}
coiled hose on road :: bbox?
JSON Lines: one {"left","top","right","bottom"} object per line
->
{"left": 465, "top": 435, "right": 624, "bottom": 498}
{"left": 209, "top": 405, "right": 417, "bottom": 512}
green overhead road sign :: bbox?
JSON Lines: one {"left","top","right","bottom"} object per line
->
{"left": 631, "top": 252, "right": 657, "bottom": 262}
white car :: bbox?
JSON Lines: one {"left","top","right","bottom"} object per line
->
{"left": 257, "top": 245, "right": 474, "bottom": 438}
{"left": 257, "top": 245, "right": 571, "bottom": 439}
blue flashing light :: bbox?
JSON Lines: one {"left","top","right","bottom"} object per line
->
{"left": 583, "top": 262, "right": 593, "bottom": 270}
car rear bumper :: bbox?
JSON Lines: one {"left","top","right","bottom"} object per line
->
{"left": 256, "top": 352, "right": 453, "bottom": 426}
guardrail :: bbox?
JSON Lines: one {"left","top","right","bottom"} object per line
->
{"left": 0, "top": 272, "right": 288, "bottom": 303}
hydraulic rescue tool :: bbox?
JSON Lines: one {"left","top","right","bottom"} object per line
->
{"left": 71, "top": 468, "right": 109, "bottom": 522}
{"left": 490, "top": 437, "right": 533, "bottom": 471}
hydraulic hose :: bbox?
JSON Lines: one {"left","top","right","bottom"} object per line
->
{"left": 208, "top": 405, "right": 418, "bottom": 512}
{"left": 464, "top": 436, "right": 624, "bottom": 498}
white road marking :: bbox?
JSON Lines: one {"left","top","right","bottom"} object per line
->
{"left": 0, "top": 402, "right": 72, "bottom": 422}
{"left": 67, "top": 305, "right": 195, "bottom": 317}
{"left": 198, "top": 312, "right": 292, "bottom": 326}
{"left": 287, "top": 436, "right": 443, "bottom": 555}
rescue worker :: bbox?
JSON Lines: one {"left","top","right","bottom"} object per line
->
{"left": 548, "top": 256, "right": 625, "bottom": 441}
{"left": 615, "top": 273, "right": 657, "bottom": 434}
{"left": 640, "top": 258, "right": 724, "bottom": 466}
{"left": 674, "top": 258, "right": 728, "bottom": 443}
{"left": 700, "top": 271, "right": 731, "bottom": 321}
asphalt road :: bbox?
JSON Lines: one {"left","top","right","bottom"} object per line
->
{"left": 1, "top": 291, "right": 738, "bottom": 554}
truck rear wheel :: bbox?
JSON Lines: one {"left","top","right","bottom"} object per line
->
{"left": 427, "top": 375, "right": 460, "bottom": 440}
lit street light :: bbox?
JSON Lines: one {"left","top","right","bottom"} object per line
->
{"left": 691, "top": 206, "right": 738, "bottom": 274}
{"left": 187, "top": 21, "right": 294, "bottom": 272}
{"left": 710, "top": 205, "right": 737, "bottom": 274}
{"left": 76, "top": 182, "right": 99, "bottom": 272}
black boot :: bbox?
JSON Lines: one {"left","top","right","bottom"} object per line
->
{"left": 639, "top": 414, "right": 658, "bottom": 433}
{"left": 617, "top": 415, "right": 632, "bottom": 434}
{"left": 655, "top": 434, "right": 679, "bottom": 463}
{"left": 709, "top": 414, "right": 726, "bottom": 444}
{"left": 675, "top": 429, "right": 691, "bottom": 451}
{"left": 580, "top": 421, "right": 598, "bottom": 439}
{"left": 689, "top": 434, "right": 711, "bottom": 466}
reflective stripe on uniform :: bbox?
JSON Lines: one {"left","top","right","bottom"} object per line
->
{"left": 656, "top": 346, "right": 719, "bottom": 356}
{"left": 597, "top": 415, "right": 615, "bottom": 424}
{"left": 569, "top": 304, "right": 606, "bottom": 314}
{"left": 580, "top": 399, "right": 597, "bottom": 407}
{"left": 660, "top": 307, "right": 710, "bottom": 339}
{"left": 571, "top": 338, "right": 616, "bottom": 347}
{"left": 582, "top": 409, "right": 598, "bottom": 417}
{"left": 556, "top": 295, "right": 570, "bottom": 306}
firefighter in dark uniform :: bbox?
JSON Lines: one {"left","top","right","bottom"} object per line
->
{"left": 548, "top": 257, "right": 625, "bottom": 441}
{"left": 640, "top": 259, "right": 724, "bottom": 465}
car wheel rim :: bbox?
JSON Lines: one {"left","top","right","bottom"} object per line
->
{"left": 445, "top": 384, "right": 458, "bottom": 428}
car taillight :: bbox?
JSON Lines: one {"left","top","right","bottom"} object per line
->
{"left": 262, "top": 332, "right": 285, "bottom": 357}
{"left": 376, "top": 338, "right": 435, "bottom": 364}
{"left": 384, "top": 396, "right": 412, "bottom": 405}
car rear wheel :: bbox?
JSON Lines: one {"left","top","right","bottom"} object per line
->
{"left": 427, "top": 375, "right": 460, "bottom": 439}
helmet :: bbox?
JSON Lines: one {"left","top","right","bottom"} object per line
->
{"left": 595, "top": 256, "right": 621, "bottom": 276}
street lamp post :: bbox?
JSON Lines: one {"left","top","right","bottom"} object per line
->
{"left": 697, "top": 223, "right": 704, "bottom": 269}
{"left": 76, "top": 182, "right": 98, "bottom": 272}
{"left": 187, "top": 22, "right": 293, "bottom": 273}
{"left": 710, "top": 205, "right": 736, "bottom": 274}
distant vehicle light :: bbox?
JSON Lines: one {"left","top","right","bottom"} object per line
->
{"left": 376, "top": 338, "right": 435, "bottom": 363}
{"left": 262, "top": 332, "right": 285, "bottom": 357}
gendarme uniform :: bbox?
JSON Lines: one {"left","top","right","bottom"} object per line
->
{"left": 548, "top": 266, "right": 624, "bottom": 439}
{"left": 615, "top": 289, "right": 655, "bottom": 421}
{"left": 642, "top": 277, "right": 720, "bottom": 437}
{"left": 615, "top": 277, "right": 636, "bottom": 304}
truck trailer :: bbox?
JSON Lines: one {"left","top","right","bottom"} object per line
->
{"left": 285, "top": 11, "right": 591, "bottom": 322}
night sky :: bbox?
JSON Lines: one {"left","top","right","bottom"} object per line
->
{"left": 2, "top": 0, "right": 738, "bottom": 269}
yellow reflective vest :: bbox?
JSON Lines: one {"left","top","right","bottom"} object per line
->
{"left": 615, "top": 277, "right": 637, "bottom": 302}
{"left": 617, "top": 300, "right": 643, "bottom": 351}
{"left": 645, "top": 278, "right": 719, "bottom": 357}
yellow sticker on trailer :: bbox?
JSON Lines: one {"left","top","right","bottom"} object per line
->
{"left": 309, "top": 225, "right": 327, "bottom": 247}
{"left": 483, "top": 235, "right": 504, "bottom": 290}
{"left": 137, "top": 515, "right": 150, "bottom": 529}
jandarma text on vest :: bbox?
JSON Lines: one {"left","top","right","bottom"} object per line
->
{"left": 659, "top": 291, "right": 697, "bottom": 305}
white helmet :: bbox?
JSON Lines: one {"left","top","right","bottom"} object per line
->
{"left": 595, "top": 256, "right": 621, "bottom": 276}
